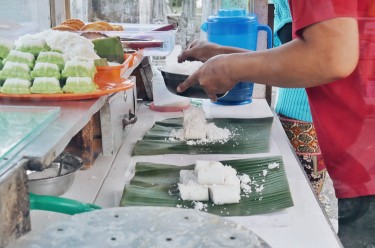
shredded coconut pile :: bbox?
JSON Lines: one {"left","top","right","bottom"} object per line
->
{"left": 169, "top": 124, "right": 232, "bottom": 145}
{"left": 192, "top": 201, "right": 208, "bottom": 211}
{"left": 268, "top": 162, "right": 280, "bottom": 169}
{"left": 163, "top": 60, "right": 203, "bottom": 75}
{"left": 168, "top": 106, "right": 232, "bottom": 145}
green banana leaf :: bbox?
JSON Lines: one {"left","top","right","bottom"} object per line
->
{"left": 132, "top": 117, "right": 273, "bottom": 156}
{"left": 120, "top": 156, "right": 293, "bottom": 216}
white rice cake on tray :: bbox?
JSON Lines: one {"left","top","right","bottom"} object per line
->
{"left": 15, "top": 36, "right": 49, "bottom": 56}
{"left": 30, "top": 77, "right": 62, "bottom": 94}
{"left": 0, "top": 62, "right": 31, "bottom": 80}
{"left": 2, "top": 50, "right": 35, "bottom": 69}
{"left": 31, "top": 62, "right": 60, "bottom": 79}
{"left": 1, "top": 78, "right": 31, "bottom": 94}
{"left": 178, "top": 181, "right": 209, "bottom": 201}
{"left": 209, "top": 184, "right": 241, "bottom": 205}
{"left": 195, "top": 160, "right": 226, "bottom": 185}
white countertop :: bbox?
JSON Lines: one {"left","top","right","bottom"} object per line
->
{"left": 30, "top": 99, "right": 341, "bottom": 248}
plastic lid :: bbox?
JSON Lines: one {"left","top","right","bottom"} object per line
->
{"left": 218, "top": 9, "right": 247, "bottom": 17}
{"left": 207, "top": 9, "right": 256, "bottom": 23}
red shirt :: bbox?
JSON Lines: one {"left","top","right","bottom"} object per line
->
{"left": 289, "top": 0, "right": 375, "bottom": 198}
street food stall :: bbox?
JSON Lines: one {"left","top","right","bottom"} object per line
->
{"left": 0, "top": 1, "right": 341, "bottom": 247}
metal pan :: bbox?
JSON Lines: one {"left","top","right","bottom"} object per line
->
{"left": 28, "top": 152, "right": 101, "bottom": 215}
{"left": 159, "top": 69, "right": 227, "bottom": 99}
{"left": 27, "top": 152, "right": 83, "bottom": 196}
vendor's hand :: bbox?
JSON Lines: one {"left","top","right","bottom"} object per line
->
{"left": 177, "top": 54, "right": 237, "bottom": 102}
{"left": 178, "top": 40, "right": 221, "bottom": 63}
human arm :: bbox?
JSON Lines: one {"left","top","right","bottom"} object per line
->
{"left": 177, "top": 17, "right": 359, "bottom": 102}
{"left": 177, "top": 39, "right": 249, "bottom": 63}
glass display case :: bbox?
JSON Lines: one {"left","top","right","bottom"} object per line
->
{"left": 0, "top": 0, "right": 69, "bottom": 41}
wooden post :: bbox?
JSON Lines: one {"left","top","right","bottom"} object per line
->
{"left": 200, "top": 0, "right": 220, "bottom": 40}
{"left": 179, "top": 0, "right": 197, "bottom": 49}
{"left": 64, "top": 112, "right": 102, "bottom": 169}
{"left": 0, "top": 163, "right": 30, "bottom": 248}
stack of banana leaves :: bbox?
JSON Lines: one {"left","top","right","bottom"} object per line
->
{"left": 132, "top": 117, "right": 274, "bottom": 156}
{"left": 120, "top": 156, "right": 293, "bottom": 216}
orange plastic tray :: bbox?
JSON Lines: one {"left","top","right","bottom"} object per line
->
{"left": 0, "top": 78, "right": 134, "bottom": 101}
{"left": 0, "top": 54, "right": 137, "bottom": 101}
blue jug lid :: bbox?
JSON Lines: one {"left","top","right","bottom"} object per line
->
{"left": 207, "top": 9, "right": 257, "bottom": 23}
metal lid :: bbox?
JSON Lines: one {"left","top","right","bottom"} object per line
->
{"left": 11, "top": 207, "right": 270, "bottom": 247}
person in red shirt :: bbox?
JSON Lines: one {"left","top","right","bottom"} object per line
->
{"left": 177, "top": 1, "right": 375, "bottom": 247}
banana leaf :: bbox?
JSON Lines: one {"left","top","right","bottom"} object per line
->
{"left": 120, "top": 156, "right": 293, "bottom": 216}
{"left": 132, "top": 117, "right": 273, "bottom": 156}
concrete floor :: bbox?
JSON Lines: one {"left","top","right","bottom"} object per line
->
{"left": 320, "top": 175, "right": 338, "bottom": 232}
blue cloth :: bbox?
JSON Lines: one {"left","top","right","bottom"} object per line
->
{"left": 273, "top": 0, "right": 312, "bottom": 122}
{"left": 273, "top": 0, "right": 292, "bottom": 47}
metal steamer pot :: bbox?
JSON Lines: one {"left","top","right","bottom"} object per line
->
{"left": 28, "top": 152, "right": 101, "bottom": 215}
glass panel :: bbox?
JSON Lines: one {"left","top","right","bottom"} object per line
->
{"left": 0, "top": 106, "right": 59, "bottom": 175}
{"left": 0, "top": 0, "right": 51, "bottom": 40}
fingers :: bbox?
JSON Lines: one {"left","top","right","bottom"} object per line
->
{"left": 178, "top": 41, "right": 197, "bottom": 63}
{"left": 177, "top": 73, "right": 199, "bottom": 93}
{"left": 206, "top": 92, "right": 218, "bottom": 102}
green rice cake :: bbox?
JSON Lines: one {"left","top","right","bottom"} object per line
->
{"left": 63, "top": 77, "right": 97, "bottom": 93}
{"left": 1, "top": 78, "right": 31, "bottom": 94}
{"left": 0, "top": 62, "right": 31, "bottom": 81}
{"left": 31, "top": 62, "right": 60, "bottom": 79}
{"left": 36, "top": 51, "right": 65, "bottom": 70}
{"left": 30, "top": 77, "right": 62, "bottom": 94}
{"left": 2, "top": 50, "right": 34, "bottom": 69}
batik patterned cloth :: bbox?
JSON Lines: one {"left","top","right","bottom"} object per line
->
{"left": 279, "top": 114, "right": 326, "bottom": 195}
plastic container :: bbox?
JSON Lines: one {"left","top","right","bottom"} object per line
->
{"left": 80, "top": 23, "right": 177, "bottom": 56}
{"left": 201, "top": 9, "right": 272, "bottom": 105}
{"left": 94, "top": 53, "right": 133, "bottom": 86}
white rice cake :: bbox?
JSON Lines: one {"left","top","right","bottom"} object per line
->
{"left": 224, "top": 174, "right": 241, "bottom": 190}
{"left": 209, "top": 185, "right": 241, "bottom": 205}
{"left": 195, "top": 160, "right": 226, "bottom": 185}
{"left": 15, "top": 35, "right": 48, "bottom": 56}
{"left": 179, "top": 170, "right": 198, "bottom": 184}
{"left": 184, "top": 123, "right": 207, "bottom": 140}
{"left": 178, "top": 182, "right": 209, "bottom": 201}
{"left": 183, "top": 106, "right": 207, "bottom": 140}
{"left": 183, "top": 106, "right": 206, "bottom": 125}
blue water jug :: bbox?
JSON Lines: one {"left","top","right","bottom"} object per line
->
{"left": 201, "top": 9, "right": 272, "bottom": 105}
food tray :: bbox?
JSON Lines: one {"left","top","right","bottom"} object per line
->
{"left": 0, "top": 53, "right": 140, "bottom": 101}
{"left": 0, "top": 79, "right": 134, "bottom": 101}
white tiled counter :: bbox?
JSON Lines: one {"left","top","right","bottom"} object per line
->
{"left": 30, "top": 99, "right": 341, "bottom": 248}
